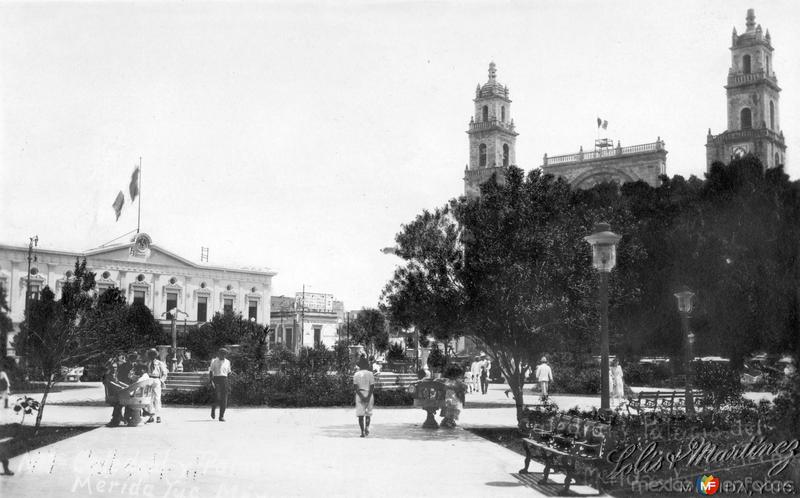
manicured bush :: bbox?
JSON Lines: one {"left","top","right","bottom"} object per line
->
{"left": 161, "top": 383, "right": 215, "bottom": 405}
{"left": 374, "top": 388, "right": 414, "bottom": 406}
{"left": 693, "top": 360, "right": 744, "bottom": 407}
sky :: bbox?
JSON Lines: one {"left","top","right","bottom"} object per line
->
{"left": 1, "top": 0, "right": 799, "bottom": 310}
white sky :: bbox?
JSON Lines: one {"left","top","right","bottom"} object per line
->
{"left": 1, "top": 1, "right": 799, "bottom": 310}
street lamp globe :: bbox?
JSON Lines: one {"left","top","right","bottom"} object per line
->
{"left": 674, "top": 287, "right": 696, "bottom": 314}
{"left": 583, "top": 223, "right": 622, "bottom": 272}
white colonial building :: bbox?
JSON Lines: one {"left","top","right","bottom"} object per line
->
{"left": 0, "top": 233, "right": 276, "bottom": 357}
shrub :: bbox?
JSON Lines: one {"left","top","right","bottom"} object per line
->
{"left": 622, "top": 361, "right": 674, "bottom": 387}
{"left": 374, "top": 389, "right": 413, "bottom": 406}
{"left": 693, "top": 360, "right": 744, "bottom": 407}
{"left": 161, "top": 383, "right": 215, "bottom": 405}
{"left": 386, "top": 343, "right": 406, "bottom": 362}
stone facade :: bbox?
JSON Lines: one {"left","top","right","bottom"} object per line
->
{"left": 706, "top": 9, "right": 787, "bottom": 170}
{"left": 541, "top": 140, "right": 667, "bottom": 189}
{"left": 0, "top": 234, "right": 275, "bottom": 357}
{"left": 464, "top": 62, "right": 518, "bottom": 197}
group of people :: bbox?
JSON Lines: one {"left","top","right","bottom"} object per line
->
{"left": 103, "top": 348, "right": 168, "bottom": 427}
{"left": 466, "top": 355, "right": 491, "bottom": 395}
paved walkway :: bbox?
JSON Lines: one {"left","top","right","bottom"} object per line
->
{"left": 0, "top": 382, "right": 775, "bottom": 497}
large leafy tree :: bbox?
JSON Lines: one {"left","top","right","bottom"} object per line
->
{"left": 349, "top": 308, "right": 389, "bottom": 358}
{"left": 13, "top": 259, "right": 162, "bottom": 430}
{"left": 384, "top": 167, "right": 648, "bottom": 419}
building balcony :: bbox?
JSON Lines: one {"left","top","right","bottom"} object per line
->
{"left": 726, "top": 71, "right": 780, "bottom": 89}
{"left": 542, "top": 139, "right": 666, "bottom": 167}
{"left": 467, "top": 119, "right": 517, "bottom": 134}
{"left": 707, "top": 127, "right": 785, "bottom": 146}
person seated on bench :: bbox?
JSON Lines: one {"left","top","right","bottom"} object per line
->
{"left": 103, "top": 358, "right": 124, "bottom": 427}
{"left": 441, "top": 365, "right": 467, "bottom": 428}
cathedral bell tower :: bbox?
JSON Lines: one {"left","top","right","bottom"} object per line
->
{"left": 464, "top": 62, "right": 518, "bottom": 197}
{"left": 706, "top": 9, "right": 786, "bottom": 171}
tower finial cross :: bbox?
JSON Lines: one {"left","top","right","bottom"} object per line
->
{"left": 488, "top": 61, "right": 497, "bottom": 80}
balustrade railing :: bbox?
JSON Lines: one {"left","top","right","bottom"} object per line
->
{"left": 543, "top": 140, "right": 665, "bottom": 166}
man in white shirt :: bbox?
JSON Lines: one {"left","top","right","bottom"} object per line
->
{"left": 209, "top": 348, "right": 232, "bottom": 422}
{"left": 353, "top": 358, "right": 375, "bottom": 437}
{"left": 145, "top": 349, "right": 168, "bottom": 423}
{"left": 535, "top": 356, "right": 553, "bottom": 398}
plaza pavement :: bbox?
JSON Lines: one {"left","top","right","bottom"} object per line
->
{"left": 0, "top": 382, "right": 774, "bottom": 497}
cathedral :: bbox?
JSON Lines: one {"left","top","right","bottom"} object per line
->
{"left": 464, "top": 9, "right": 787, "bottom": 196}
{"left": 706, "top": 9, "right": 786, "bottom": 170}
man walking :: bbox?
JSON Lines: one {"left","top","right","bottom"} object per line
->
{"left": 145, "top": 349, "right": 168, "bottom": 423}
{"left": 209, "top": 348, "right": 231, "bottom": 422}
{"left": 535, "top": 356, "right": 553, "bottom": 399}
{"left": 353, "top": 358, "right": 375, "bottom": 437}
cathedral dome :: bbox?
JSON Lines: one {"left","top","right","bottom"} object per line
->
{"left": 478, "top": 62, "right": 509, "bottom": 99}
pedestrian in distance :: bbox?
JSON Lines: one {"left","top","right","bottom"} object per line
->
{"left": 209, "top": 348, "right": 232, "bottom": 422}
{"left": 0, "top": 364, "right": 11, "bottom": 409}
{"left": 353, "top": 358, "right": 375, "bottom": 437}
{"left": 535, "top": 356, "right": 553, "bottom": 399}
{"left": 145, "top": 349, "right": 168, "bottom": 423}
{"left": 480, "top": 366, "right": 489, "bottom": 395}
{"left": 611, "top": 358, "right": 625, "bottom": 404}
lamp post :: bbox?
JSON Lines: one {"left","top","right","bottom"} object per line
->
{"left": 674, "top": 287, "right": 696, "bottom": 414}
{"left": 24, "top": 235, "right": 39, "bottom": 316}
{"left": 584, "top": 222, "right": 621, "bottom": 412}
{"left": 162, "top": 308, "right": 188, "bottom": 372}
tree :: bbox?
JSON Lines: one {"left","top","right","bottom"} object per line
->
{"left": 13, "top": 258, "right": 161, "bottom": 431}
{"left": 349, "top": 308, "right": 389, "bottom": 358}
{"left": 384, "top": 167, "right": 647, "bottom": 420}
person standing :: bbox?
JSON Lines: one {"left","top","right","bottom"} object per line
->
{"left": 535, "top": 356, "right": 553, "bottom": 399}
{"left": 611, "top": 359, "right": 625, "bottom": 403}
{"left": 0, "top": 365, "right": 11, "bottom": 409}
{"left": 353, "top": 358, "right": 375, "bottom": 437}
{"left": 209, "top": 348, "right": 232, "bottom": 421}
{"left": 145, "top": 349, "right": 168, "bottom": 423}
{"left": 480, "top": 366, "right": 489, "bottom": 395}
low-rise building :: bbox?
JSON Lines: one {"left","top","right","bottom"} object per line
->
{"left": 270, "top": 293, "right": 344, "bottom": 351}
{"left": 0, "top": 233, "right": 276, "bottom": 357}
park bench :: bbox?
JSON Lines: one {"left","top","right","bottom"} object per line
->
{"left": 374, "top": 372, "right": 418, "bottom": 391}
{"left": 625, "top": 389, "right": 708, "bottom": 418}
{"left": 104, "top": 379, "right": 156, "bottom": 427}
{"left": 519, "top": 411, "right": 610, "bottom": 495}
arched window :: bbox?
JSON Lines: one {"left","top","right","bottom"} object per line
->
{"left": 742, "top": 54, "right": 751, "bottom": 74}
{"left": 766, "top": 55, "right": 771, "bottom": 75}
{"left": 775, "top": 153, "right": 780, "bottom": 167}
{"left": 502, "top": 144, "right": 509, "bottom": 166}
{"left": 482, "top": 106, "right": 489, "bottom": 122}
{"left": 479, "top": 143, "right": 487, "bottom": 167}
{"left": 769, "top": 100, "right": 775, "bottom": 129}
{"left": 501, "top": 106, "right": 506, "bottom": 122}
{"left": 740, "top": 107, "right": 752, "bottom": 130}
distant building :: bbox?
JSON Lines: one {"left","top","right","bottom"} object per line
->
{"left": 0, "top": 233, "right": 275, "bottom": 358}
{"left": 463, "top": 62, "right": 518, "bottom": 197}
{"left": 541, "top": 139, "right": 667, "bottom": 189}
{"left": 706, "top": 9, "right": 786, "bottom": 170}
{"left": 270, "top": 293, "right": 344, "bottom": 351}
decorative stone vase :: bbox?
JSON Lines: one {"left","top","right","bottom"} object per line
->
{"left": 412, "top": 379, "right": 446, "bottom": 429}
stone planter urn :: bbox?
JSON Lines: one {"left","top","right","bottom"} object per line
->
{"left": 412, "top": 379, "right": 446, "bottom": 429}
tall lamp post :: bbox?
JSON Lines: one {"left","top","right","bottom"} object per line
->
{"left": 584, "top": 223, "right": 621, "bottom": 412}
{"left": 674, "top": 287, "right": 696, "bottom": 414}
{"left": 162, "top": 308, "right": 188, "bottom": 372}
{"left": 24, "top": 235, "right": 39, "bottom": 316}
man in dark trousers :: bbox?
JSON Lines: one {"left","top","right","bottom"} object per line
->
{"left": 209, "top": 348, "right": 232, "bottom": 421}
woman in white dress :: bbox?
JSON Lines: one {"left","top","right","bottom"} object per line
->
{"left": 611, "top": 359, "right": 625, "bottom": 403}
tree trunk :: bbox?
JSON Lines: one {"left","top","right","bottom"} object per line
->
{"left": 34, "top": 374, "right": 55, "bottom": 435}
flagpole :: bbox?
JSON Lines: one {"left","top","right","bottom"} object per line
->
{"left": 137, "top": 156, "right": 142, "bottom": 234}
